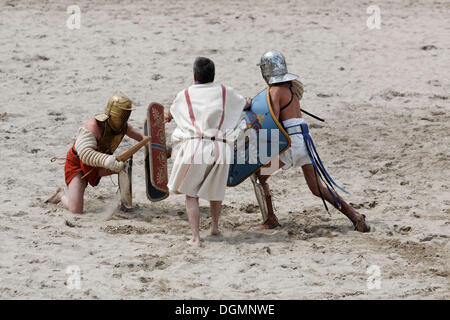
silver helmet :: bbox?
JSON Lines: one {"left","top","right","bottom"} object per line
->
{"left": 257, "top": 50, "right": 298, "bottom": 85}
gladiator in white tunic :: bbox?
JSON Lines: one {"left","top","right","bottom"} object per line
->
{"left": 168, "top": 82, "right": 246, "bottom": 201}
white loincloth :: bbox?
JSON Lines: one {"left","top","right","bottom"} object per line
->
{"left": 168, "top": 82, "right": 246, "bottom": 201}
{"left": 279, "top": 118, "right": 312, "bottom": 169}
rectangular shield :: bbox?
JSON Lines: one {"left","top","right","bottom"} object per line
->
{"left": 144, "top": 102, "right": 169, "bottom": 202}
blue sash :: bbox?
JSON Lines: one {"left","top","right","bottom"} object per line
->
{"left": 285, "top": 122, "right": 348, "bottom": 210}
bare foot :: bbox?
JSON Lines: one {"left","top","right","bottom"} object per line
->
{"left": 252, "top": 215, "right": 281, "bottom": 230}
{"left": 45, "top": 188, "right": 63, "bottom": 204}
{"left": 354, "top": 214, "right": 370, "bottom": 232}
{"left": 210, "top": 223, "right": 221, "bottom": 236}
{"left": 187, "top": 238, "right": 201, "bottom": 247}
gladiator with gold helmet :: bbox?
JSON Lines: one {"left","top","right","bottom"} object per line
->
{"left": 46, "top": 93, "right": 147, "bottom": 214}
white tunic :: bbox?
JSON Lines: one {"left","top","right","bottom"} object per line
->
{"left": 168, "top": 82, "right": 246, "bottom": 200}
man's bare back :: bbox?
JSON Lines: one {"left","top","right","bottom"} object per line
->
{"left": 269, "top": 82, "right": 302, "bottom": 121}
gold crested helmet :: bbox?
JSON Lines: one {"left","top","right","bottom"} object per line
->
{"left": 95, "top": 93, "right": 133, "bottom": 131}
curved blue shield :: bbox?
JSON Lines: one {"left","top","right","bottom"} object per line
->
{"left": 227, "top": 88, "right": 291, "bottom": 187}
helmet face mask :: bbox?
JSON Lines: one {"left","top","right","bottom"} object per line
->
{"left": 96, "top": 93, "right": 133, "bottom": 131}
{"left": 258, "top": 50, "right": 299, "bottom": 85}
{"left": 108, "top": 107, "right": 131, "bottom": 131}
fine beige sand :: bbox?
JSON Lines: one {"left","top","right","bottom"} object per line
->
{"left": 0, "top": 0, "right": 449, "bottom": 299}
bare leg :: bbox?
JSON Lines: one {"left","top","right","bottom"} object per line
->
{"left": 49, "top": 169, "right": 116, "bottom": 214}
{"left": 61, "top": 173, "right": 87, "bottom": 214}
{"left": 185, "top": 196, "right": 201, "bottom": 246}
{"left": 209, "top": 200, "right": 222, "bottom": 235}
{"left": 301, "top": 164, "right": 370, "bottom": 232}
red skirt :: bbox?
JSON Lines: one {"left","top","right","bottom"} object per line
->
{"left": 64, "top": 143, "right": 100, "bottom": 187}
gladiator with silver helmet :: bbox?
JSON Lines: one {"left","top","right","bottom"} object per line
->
{"left": 249, "top": 50, "right": 370, "bottom": 232}
{"left": 245, "top": 51, "right": 303, "bottom": 228}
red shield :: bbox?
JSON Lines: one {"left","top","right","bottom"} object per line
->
{"left": 144, "top": 103, "right": 169, "bottom": 201}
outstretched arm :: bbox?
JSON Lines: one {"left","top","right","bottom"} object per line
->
{"left": 126, "top": 123, "right": 146, "bottom": 142}
{"left": 164, "top": 110, "right": 173, "bottom": 123}
{"left": 243, "top": 98, "right": 252, "bottom": 110}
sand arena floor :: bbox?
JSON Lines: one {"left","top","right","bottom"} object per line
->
{"left": 0, "top": 0, "right": 448, "bottom": 299}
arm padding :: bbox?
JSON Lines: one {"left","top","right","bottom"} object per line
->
{"left": 74, "top": 127, "right": 123, "bottom": 172}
